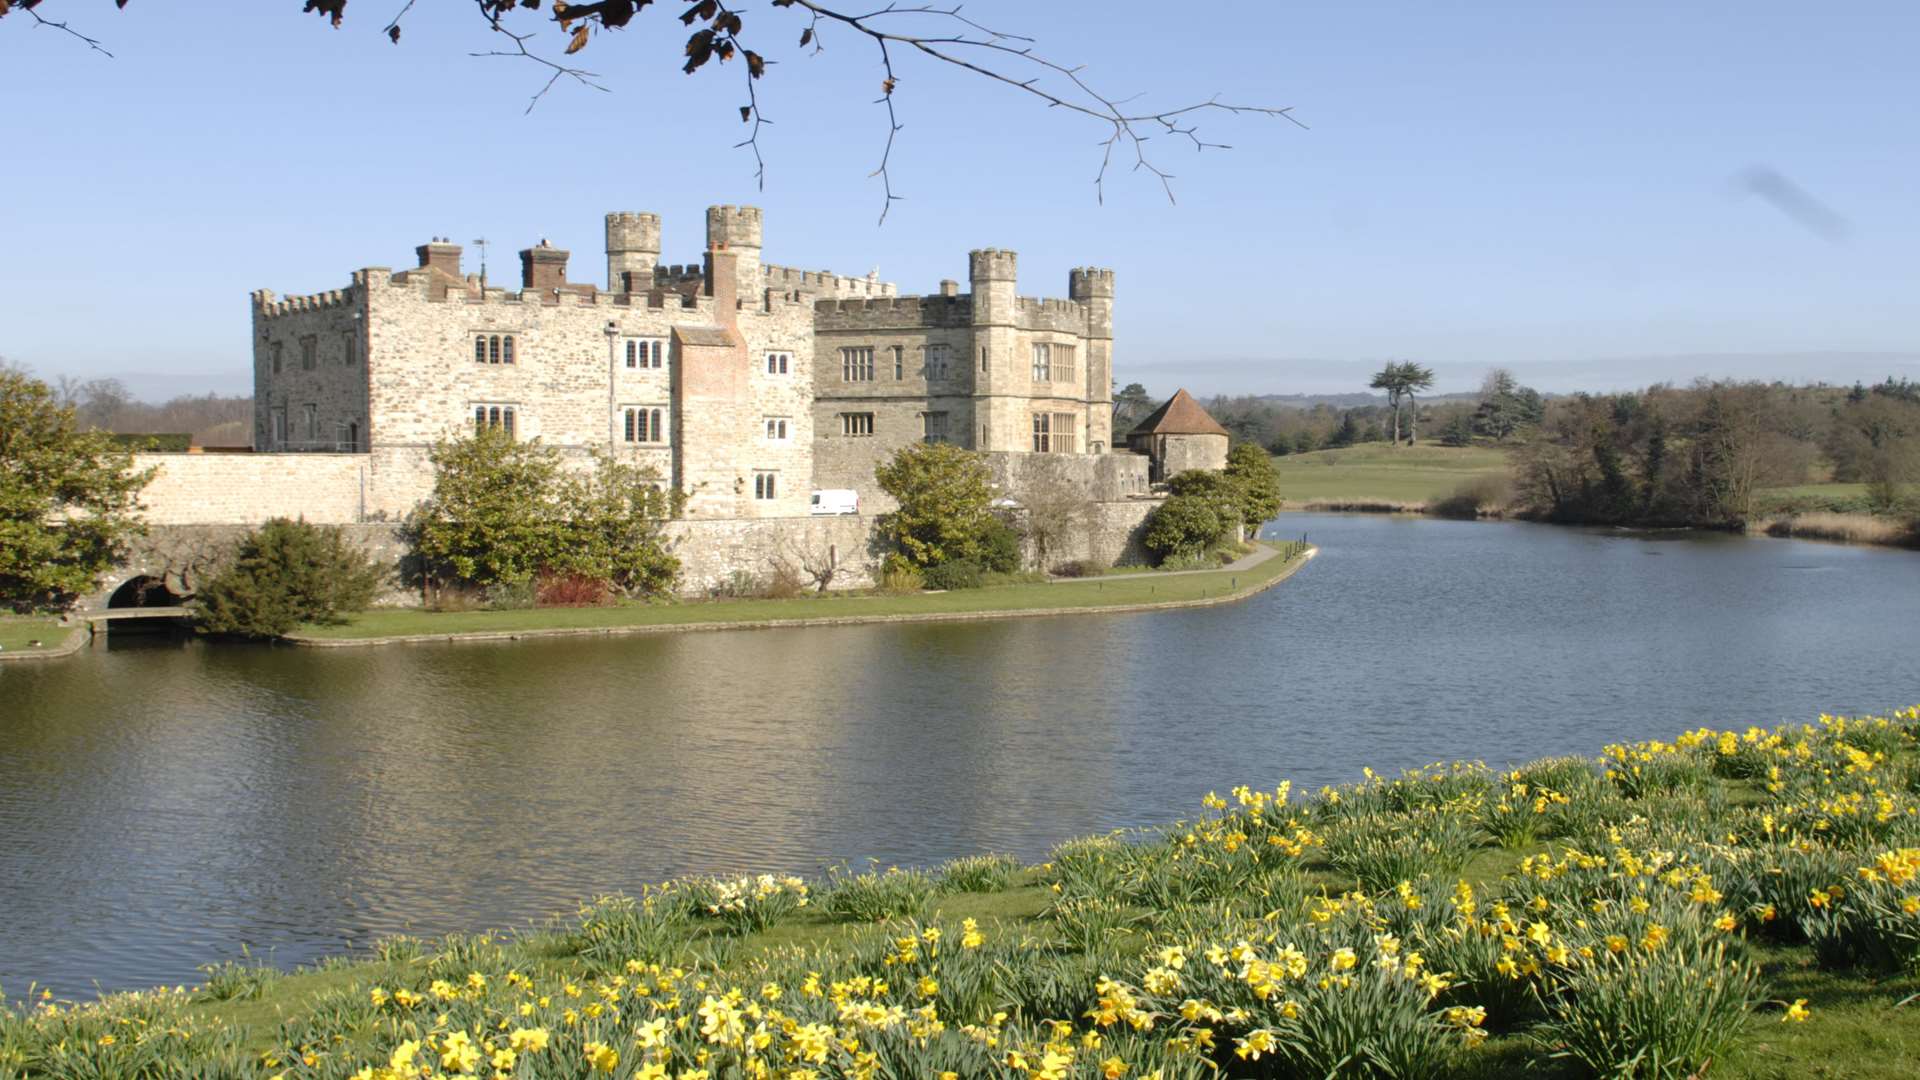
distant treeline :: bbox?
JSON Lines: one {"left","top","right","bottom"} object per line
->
{"left": 1198, "top": 370, "right": 1546, "bottom": 454}
{"left": 1511, "top": 378, "right": 1920, "bottom": 525}
{"left": 50, "top": 376, "right": 252, "bottom": 446}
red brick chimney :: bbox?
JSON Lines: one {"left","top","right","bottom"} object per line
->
{"left": 519, "top": 240, "right": 569, "bottom": 291}
{"left": 415, "top": 238, "right": 462, "bottom": 277}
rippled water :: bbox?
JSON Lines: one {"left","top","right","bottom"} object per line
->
{"left": 3, "top": 514, "right": 1917, "bottom": 998}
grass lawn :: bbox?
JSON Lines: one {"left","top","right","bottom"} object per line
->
{"left": 1273, "top": 443, "right": 1511, "bottom": 507}
{"left": 0, "top": 616, "right": 70, "bottom": 653}
{"left": 296, "top": 543, "right": 1310, "bottom": 641}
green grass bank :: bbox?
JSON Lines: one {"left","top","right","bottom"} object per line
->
{"left": 290, "top": 543, "right": 1312, "bottom": 646}
{"left": 6, "top": 707, "right": 1919, "bottom": 1079}
{"left": 0, "top": 617, "right": 79, "bottom": 660}
{"left": 1272, "top": 445, "right": 1510, "bottom": 510}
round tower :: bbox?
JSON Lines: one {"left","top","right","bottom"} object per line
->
{"left": 605, "top": 211, "right": 661, "bottom": 292}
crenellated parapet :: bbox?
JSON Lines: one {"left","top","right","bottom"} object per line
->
{"left": 252, "top": 285, "right": 359, "bottom": 320}
{"left": 762, "top": 263, "right": 898, "bottom": 299}
{"left": 813, "top": 294, "right": 972, "bottom": 330}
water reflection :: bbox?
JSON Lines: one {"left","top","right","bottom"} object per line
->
{"left": 2, "top": 514, "right": 1916, "bottom": 997}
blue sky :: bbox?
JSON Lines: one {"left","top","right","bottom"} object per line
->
{"left": 3, "top": 1, "right": 1916, "bottom": 400}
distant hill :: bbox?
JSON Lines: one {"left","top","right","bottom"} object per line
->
{"left": 1212, "top": 391, "right": 1487, "bottom": 410}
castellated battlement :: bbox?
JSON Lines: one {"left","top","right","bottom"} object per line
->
{"left": 762, "top": 263, "right": 899, "bottom": 299}
{"left": 969, "top": 248, "right": 1018, "bottom": 282}
{"left": 813, "top": 294, "right": 973, "bottom": 330}
{"left": 252, "top": 285, "right": 359, "bottom": 319}
{"left": 706, "top": 204, "right": 763, "bottom": 250}
{"left": 1069, "top": 266, "right": 1116, "bottom": 300}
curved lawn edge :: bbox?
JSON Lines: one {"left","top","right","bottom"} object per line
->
{"left": 0, "top": 622, "right": 90, "bottom": 664}
{"left": 284, "top": 544, "right": 1318, "bottom": 649}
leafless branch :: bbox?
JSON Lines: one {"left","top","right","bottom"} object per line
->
{"left": 17, "top": 3, "right": 114, "bottom": 58}
{"left": 469, "top": 0, "right": 609, "bottom": 113}
{"left": 381, "top": 0, "right": 419, "bottom": 43}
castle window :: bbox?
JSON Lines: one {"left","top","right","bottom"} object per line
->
{"left": 923, "top": 411, "right": 949, "bottom": 444}
{"left": 753, "top": 472, "right": 778, "bottom": 500}
{"left": 624, "top": 337, "right": 664, "bottom": 369}
{"left": 477, "top": 333, "right": 516, "bottom": 365}
{"left": 766, "top": 351, "right": 791, "bottom": 375}
{"left": 270, "top": 407, "right": 286, "bottom": 447}
{"left": 341, "top": 331, "right": 357, "bottom": 366}
{"left": 1032, "top": 412, "right": 1050, "bottom": 452}
{"left": 841, "top": 346, "right": 875, "bottom": 382}
{"left": 980, "top": 345, "right": 989, "bottom": 373}
{"left": 622, "top": 405, "right": 668, "bottom": 444}
{"left": 892, "top": 345, "right": 905, "bottom": 380}
{"left": 1053, "top": 344, "right": 1077, "bottom": 385}
{"left": 300, "top": 336, "right": 318, "bottom": 371}
{"left": 303, "top": 403, "right": 318, "bottom": 439}
{"left": 1033, "top": 411, "right": 1077, "bottom": 454}
{"left": 924, "top": 345, "right": 950, "bottom": 381}
{"left": 841, "top": 412, "right": 875, "bottom": 437}
{"left": 1031, "top": 342, "right": 1050, "bottom": 383}
{"left": 474, "top": 404, "right": 517, "bottom": 438}
{"left": 764, "top": 417, "right": 790, "bottom": 441}
{"left": 270, "top": 342, "right": 284, "bottom": 374}
{"left": 349, "top": 421, "right": 360, "bottom": 450}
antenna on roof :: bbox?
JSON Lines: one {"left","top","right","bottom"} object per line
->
{"left": 472, "top": 236, "right": 489, "bottom": 287}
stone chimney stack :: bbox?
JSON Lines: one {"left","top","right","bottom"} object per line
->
{"left": 519, "top": 240, "right": 569, "bottom": 292}
{"left": 704, "top": 205, "right": 763, "bottom": 305}
{"left": 415, "top": 238, "right": 462, "bottom": 278}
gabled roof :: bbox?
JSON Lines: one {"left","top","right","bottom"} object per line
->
{"left": 1127, "top": 388, "right": 1230, "bottom": 438}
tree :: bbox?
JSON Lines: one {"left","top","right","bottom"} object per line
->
{"left": 1368, "top": 366, "right": 1405, "bottom": 445}
{"left": 191, "top": 518, "right": 383, "bottom": 638}
{"left": 6, "top": 2, "right": 1299, "bottom": 223}
{"left": 1015, "top": 459, "right": 1095, "bottom": 572}
{"left": 873, "top": 442, "right": 994, "bottom": 569}
{"left": 1473, "top": 368, "right": 1530, "bottom": 442}
{"left": 1142, "top": 494, "right": 1230, "bottom": 564}
{"left": 1112, "top": 383, "right": 1157, "bottom": 435}
{"left": 557, "top": 448, "right": 682, "bottom": 597}
{"left": 1396, "top": 361, "right": 1436, "bottom": 444}
{"left": 1440, "top": 411, "right": 1475, "bottom": 447}
{"left": 0, "top": 366, "right": 154, "bottom": 612}
{"left": 409, "top": 428, "right": 570, "bottom": 590}
{"left": 1222, "top": 441, "right": 1282, "bottom": 530}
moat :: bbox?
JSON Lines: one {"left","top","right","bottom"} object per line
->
{"left": 3, "top": 512, "right": 1917, "bottom": 999}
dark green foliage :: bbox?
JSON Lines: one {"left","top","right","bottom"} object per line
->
{"left": 0, "top": 368, "right": 154, "bottom": 612}
{"left": 1440, "top": 412, "right": 1475, "bottom": 447}
{"left": 976, "top": 515, "right": 1023, "bottom": 573}
{"left": 192, "top": 518, "right": 382, "bottom": 637}
{"left": 921, "top": 559, "right": 986, "bottom": 590}
{"left": 1142, "top": 494, "right": 1231, "bottom": 563}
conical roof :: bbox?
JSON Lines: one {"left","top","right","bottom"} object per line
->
{"left": 1127, "top": 388, "right": 1230, "bottom": 438}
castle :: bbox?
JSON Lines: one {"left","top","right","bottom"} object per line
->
{"left": 244, "top": 205, "right": 1165, "bottom": 520}
{"left": 116, "top": 205, "right": 1229, "bottom": 598}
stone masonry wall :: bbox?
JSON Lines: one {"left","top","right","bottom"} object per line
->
{"left": 252, "top": 289, "right": 367, "bottom": 450}
{"left": 133, "top": 452, "right": 371, "bottom": 525}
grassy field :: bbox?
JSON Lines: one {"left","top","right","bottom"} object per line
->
{"left": 1273, "top": 444, "right": 1511, "bottom": 508}
{"left": 0, "top": 617, "right": 70, "bottom": 654}
{"left": 5, "top": 707, "right": 1918, "bottom": 1078}
{"left": 295, "top": 543, "right": 1308, "bottom": 641}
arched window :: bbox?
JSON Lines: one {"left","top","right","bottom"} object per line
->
{"left": 502, "top": 336, "right": 515, "bottom": 364}
{"left": 488, "top": 335, "right": 501, "bottom": 364}
{"left": 474, "top": 338, "right": 486, "bottom": 364}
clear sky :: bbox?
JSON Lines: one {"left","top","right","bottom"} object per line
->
{"left": 3, "top": 1, "right": 1916, "bottom": 400}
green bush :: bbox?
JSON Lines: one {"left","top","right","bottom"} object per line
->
{"left": 191, "top": 518, "right": 382, "bottom": 637}
{"left": 922, "top": 559, "right": 985, "bottom": 590}
{"left": 874, "top": 442, "right": 996, "bottom": 568}
{"left": 1142, "top": 494, "right": 1231, "bottom": 564}
{"left": 977, "top": 515, "right": 1023, "bottom": 573}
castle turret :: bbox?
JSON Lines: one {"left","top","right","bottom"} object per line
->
{"left": 705, "top": 205, "right": 763, "bottom": 305}
{"left": 1070, "top": 267, "right": 1116, "bottom": 450}
{"left": 605, "top": 212, "right": 660, "bottom": 293}
{"left": 967, "top": 249, "right": 1018, "bottom": 449}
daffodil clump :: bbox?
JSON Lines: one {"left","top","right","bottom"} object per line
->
{"left": 3, "top": 707, "right": 1918, "bottom": 1079}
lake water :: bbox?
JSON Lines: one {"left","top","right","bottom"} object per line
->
{"left": 3, "top": 513, "right": 1917, "bottom": 999}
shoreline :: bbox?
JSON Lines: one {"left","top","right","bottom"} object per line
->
{"left": 0, "top": 623, "right": 91, "bottom": 665}
{"left": 284, "top": 544, "right": 1317, "bottom": 650}
{"left": 1280, "top": 503, "right": 1919, "bottom": 550}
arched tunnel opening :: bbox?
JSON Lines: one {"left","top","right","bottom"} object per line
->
{"left": 107, "top": 575, "right": 184, "bottom": 609}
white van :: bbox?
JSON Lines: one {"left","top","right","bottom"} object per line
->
{"left": 810, "top": 489, "right": 860, "bottom": 516}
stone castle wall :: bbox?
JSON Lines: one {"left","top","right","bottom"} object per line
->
{"left": 133, "top": 452, "right": 373, "bottom": 525}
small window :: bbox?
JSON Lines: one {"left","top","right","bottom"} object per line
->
{"left": 980, "top": 345, "right": 989, "bottom": 373}
{"left": 302, "top": 403, "right": 318, "bottom": 439}
{"left": 342, "top": 331, "right": 357, "bottom": 367}
{"left": 1034, "top": 411, "right": 1076, "bottom": 453}
{"left": 841, "top": 412, "right": 875, "bottom": 437}
{"left": 892, "top": 345, "right": 904, "bottom": 380}
{"left": 349, "top": 421, "right": 360, "bottom": 450}
{"left": 765, "top": 417, "right": 790, "bottom": 441}
{"left": 922, "top": 411, "right": 949, "bottom": 444}
{"left": 622, "top": 405, "right": 668, "bottom": 444}
{"left": 1055, "top": 343, "right": 1077, "bottom": 384}
{"left": 270, "top": 342, "right": 284, "bottom": 374}
{"left": 765, "top": 351, "right": 792, "bottom": 374}
{"left": 624, "top": 338, "right": 665, "bottom": 369}
{"left": 924, "top": 345, "right": 949, "bottom": 381}
{"left": 753, "top": 472, "right": 778, "bottom": 500}
{"left": 1032, "top": 411, "right": 1051, "bottom": 453}
{"left": 477, "top": 333, "right": 517, "bottom": 365}
{"left": 300, "top": 336, "right": 318, "bottom": 371}
{"left": 474, "top": 404, "right": 518, "bottom": 438}
{"left": 1031, "top": 342, "right": 1051, "bottom": 383}
{"left": 841, "top": 346, "right": 875, "bottom": 382}
{"left": 270, "top": 407, "right": 287, "bottom": 447}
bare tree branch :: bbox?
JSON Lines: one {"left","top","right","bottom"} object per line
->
{"left": 15, "top": 1, "right": 113, "bottom": 58}
{"left": 470, "top": 0, "right": 610, "bottom": 113}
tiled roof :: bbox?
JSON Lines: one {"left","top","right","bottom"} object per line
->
{"left": 1127, "top": 388, "right": 1230, "bottom": 437}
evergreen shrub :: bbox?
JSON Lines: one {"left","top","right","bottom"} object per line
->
{"left": 192, "top": 518, "right": 382, "bottom": 638}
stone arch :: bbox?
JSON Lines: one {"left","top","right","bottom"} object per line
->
{"left": 107, "top": 574, "right": 183, "bottom": 609}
